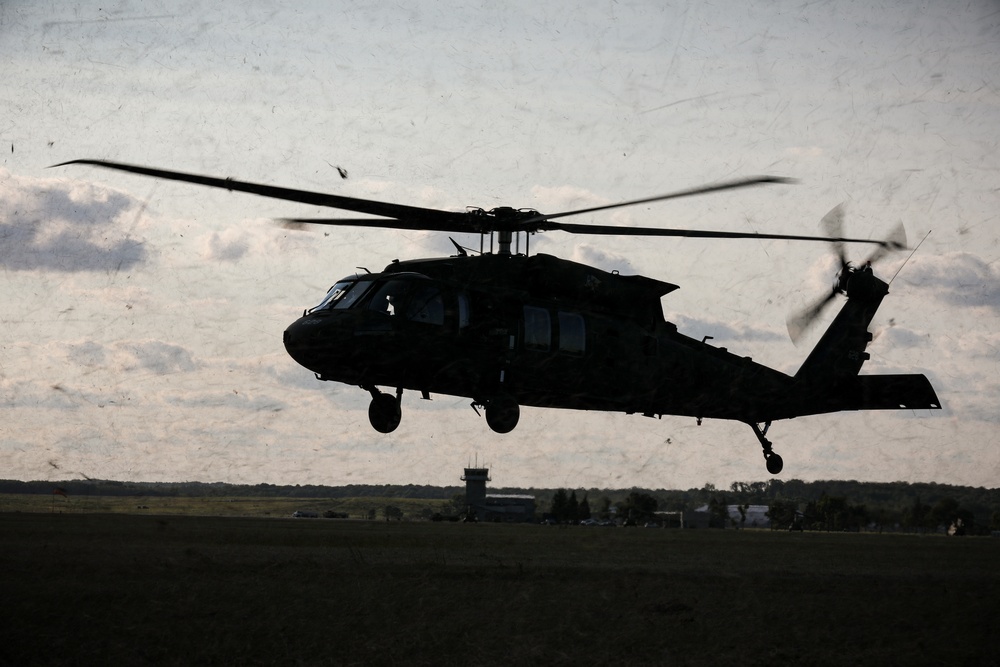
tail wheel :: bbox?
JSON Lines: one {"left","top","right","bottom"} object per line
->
{"left": 749, "top": 421, "right": 784, "bottom": 475}
{"left": 485, "top": 396, "right": 519, "bottom": 434}
{"left": 368, "top": 392, "right": 401, "bottom": 433}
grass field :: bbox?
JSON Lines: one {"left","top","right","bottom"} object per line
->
{"left": 0, "top": 493, "right": 449, "bottom": 520}
{"left": 2, "top": 508, "right": 997, "bottom": 666}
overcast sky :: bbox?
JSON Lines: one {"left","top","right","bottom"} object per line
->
{"left": 2, "top": 0, "right": 998, "bottom": 490}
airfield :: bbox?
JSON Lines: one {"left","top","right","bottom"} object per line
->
{"left": 2, "top": 505, "right": 997, "bottom": 666}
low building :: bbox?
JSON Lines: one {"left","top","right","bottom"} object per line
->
{"left": 481, "top": 494, "right": 536, "bottom": 522}
{"left": 691, "top": 504, "right": 772, "bottom": 529}
{"left": 462, "top": 466, "right": 535, "bottom": 522}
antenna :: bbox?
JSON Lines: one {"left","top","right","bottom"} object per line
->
{"left": 889, "top": 230, "right": 931, "bottom": 285}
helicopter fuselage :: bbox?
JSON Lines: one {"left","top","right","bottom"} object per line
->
{"left": 285, "top": 253, "right": 796, "bottom": 423}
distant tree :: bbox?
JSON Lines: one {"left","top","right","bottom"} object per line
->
{"left": 902, "top": 497, "right": 933, "bottom": 532}
{"left": 930, "top": 497, "right": 968, "bottom": 531}
{"left": 579, "top": 495, "right": 592, "bottom": 521}
{"left": 550, "top": 489, "right": 568, "bottom": 522}
{"left": 737, "top": 503, "right": 749, "bottom": 529}
{"left": 384, "top": 505, "right": 403, "bottom": 521}
{"left": 698, "top": 483, "right": 717, "bottom": 506}
{"left": 567, "top": 491, "right": 580, "bottom": 523}
{"left": 817, "top": 494, "right": 846, "bottom": 531}
{"left": 707, "top": 495, "right": 728, "bottom": 528}
{"left": 730, "top": 482, "right": 768, "bottom": 503}
{"left": 767, "top": 499, "right": 798, "bottom": 530}
{"left": 618, "top": 491, "right": 658, "bottom": 523}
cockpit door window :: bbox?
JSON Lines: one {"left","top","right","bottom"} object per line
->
{"left": 405, "top": 286, "right": 445, "bottom": 325}
{"left": 367, "top": 280, "right": 411, "bottom": 316}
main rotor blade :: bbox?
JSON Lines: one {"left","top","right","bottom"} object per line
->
{"left": 280, "top": 216, "right": 482, "bottom": 234}
{"left": 53, "top": 159, "right": 465, "bottom": 224}
{"left": 863, "top": 221, "right": 908, "bottom": 265}
{"left": 530, "top": 220, "right": 896, "bottom": 247}
{"left": 522, "top": 176, "right": 796, "bottom": 224}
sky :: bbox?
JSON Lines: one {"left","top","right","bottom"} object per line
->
{"left": 1, "top": 0, "right": 998, "bottom": 490}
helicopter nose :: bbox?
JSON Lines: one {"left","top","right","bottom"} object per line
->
{"left": 283, "top": 316, "right": 336, "bottom": 374}
{"left": 282, "top": 325, "right": 306, "bottom": 367}
{"left": 282, "top": 327, "right": 300, "bottom": 361}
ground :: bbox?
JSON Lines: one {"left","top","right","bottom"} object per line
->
{"left": 2, "top": 508, "right": 997, "bottom": 666}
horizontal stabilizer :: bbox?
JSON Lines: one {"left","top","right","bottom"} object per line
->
{"left": 850, "top": 374, "right": 941, "bottom": 411}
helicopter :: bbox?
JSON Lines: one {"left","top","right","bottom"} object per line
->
{"left": 57, "top": 159, "right": 941, "bottom": 474}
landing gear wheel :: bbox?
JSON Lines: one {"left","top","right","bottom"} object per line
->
{"left": 748, "top": 421, "right": 784, "bottom": 475}
{"left": 485, "top": 396, "right": 519, "bottom": 434}
{"left": 368, "top": 392, "right": 401, "bottom": 433}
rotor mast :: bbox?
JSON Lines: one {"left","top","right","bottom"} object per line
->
{"left": 475, "top": 206, "right": 538, "bottom": 256}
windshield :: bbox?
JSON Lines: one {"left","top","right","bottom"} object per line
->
{"left": 309, "top": 279, "right": 374, "bottom": 313}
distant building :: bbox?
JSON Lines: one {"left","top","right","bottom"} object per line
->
{"left": 691, "top": 504, "right": 772, "bottom": 529}
{"left": 462, "top": 467, "right": 490, "bottom": 510}
{"left": 462, "top": 466, "right": 535, "bottom": 522}
{"left": 728, "top": 504, "right": 771, "bottom": 528}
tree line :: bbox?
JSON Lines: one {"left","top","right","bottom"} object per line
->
{"left": 4, "top": 477, "right": 999, "bottom": 533}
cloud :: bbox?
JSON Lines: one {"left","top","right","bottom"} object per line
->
{"left": 784, "top": 146, "right": 824, "bottom": 159}
{"left": 55, "top": 339, "right": 197, "bottom": 376}
{"left": 0, "top": 169, "right": 148, "bottom": 272}
{"left": 201, "top": 229, "right": 250, "bottom": 262}
{"left": 530, "top": 184, "right": 609, "bottom": 213}
{"left": 901, "top": 252, "right": 1000, "bottom": 311}
{"left": 569, "top": 243, "right": 637, "bottom": 274}
{"left": 672, "top": 313, "right": 785, "bottom": 345}
{"left": 118, "top": 340, "right": 197, "bottom": 375}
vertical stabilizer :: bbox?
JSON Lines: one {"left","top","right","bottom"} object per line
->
{"left": 794, "top": 267, "right": 887, "bottom": 382}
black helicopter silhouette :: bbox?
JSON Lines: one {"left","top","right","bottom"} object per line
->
{"left": 57, "top": 159, "right": 941, "bottom": 474}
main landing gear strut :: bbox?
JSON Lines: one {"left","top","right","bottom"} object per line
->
{"left": 749, "top": 421, "right": 784, "bottom": 475}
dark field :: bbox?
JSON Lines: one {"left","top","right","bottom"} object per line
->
{"left": 2, "top": 512, "right": 997, "bottom": 666}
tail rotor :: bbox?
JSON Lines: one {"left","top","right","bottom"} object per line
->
{"left": 787, "top": 205, "right": 907, "bottom": 344}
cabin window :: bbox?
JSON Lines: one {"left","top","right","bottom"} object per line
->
{"left": 558, "top": 312, "right": 586, "bottom": 354}
{"left": 405, "top": 286, "right": 445, "bottom": 325}
{"left": 523, "top": 306, "right": 551, "bottom": 351}
{"left": 457, "top": 293, "right": 471, "bottom": 329}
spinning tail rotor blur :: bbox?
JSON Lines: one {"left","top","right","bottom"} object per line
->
{"left": 787, "top": 204, "right": 907, "bottom": 344}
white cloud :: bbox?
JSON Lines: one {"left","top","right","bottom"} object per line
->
{"left": 902, "top": 252, "right": 1000, "bottom": 311}
{"left": 0, "top": 169, "right": 149, "bottom": 272}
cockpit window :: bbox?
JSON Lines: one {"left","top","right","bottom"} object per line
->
{"left": 309, "top": 279, "right": 374, "bottom": 313}
{"left": 334, "top": 280, "right": 374, "bottom": 309}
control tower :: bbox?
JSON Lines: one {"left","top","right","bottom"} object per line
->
{"left": 461, "top": 467, "right": 491, "bottom": 513}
